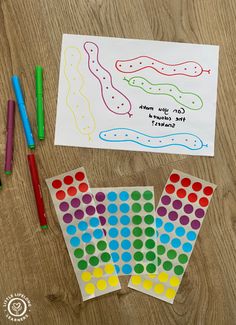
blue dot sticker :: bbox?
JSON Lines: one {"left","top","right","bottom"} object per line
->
{"left": 82, "top": 233, "right": 92, "bottom": 243}
{"left": 109, "top": 228, "right": 118, "bottom": 238}
{"left": 122, "top": 264, "right": 132, "bottom": 274}
{"left": 78, "top": 221, "right": 88, "bottom": 231}
{"left": 121, "top": 227, "right": 131, "bottom": 237}
{"left": 70, "top": 236, "right": 80, "bottom": 247}
{"left": 66, "top": 225, "right": 76, "bottom": 235}
{"left": 164, "top": 222, "right": 174, "bottom": 232}
{"left": 187, "top": 231, "right": 197, "bottom": 241}
{"left": 109, "top": 240, "right": 119, "bottom": 250}
{"left": 120, "top": 215, "right": 130, "bottom": 225}
{"left": 89, "top": 217, "right": 99, "bottom": 227}
{"left": 121, "top": 239, "right": 131, "bottom": 250}
{"left": 111, "top": 252, "right": 120, "bottom": 263}
{"left": 107, "top": 192, "right": 117, "bottom": 201}
{"left": 183, "top": 242, "right": 192, "bottom": 253}
{"left": 122, "top": 252, "right": 132, "bottom": 262}
{"left": 175, "top": 226, "right": 185, "bottom": 237}
{"left": 160, "top": 234, "right": 170, "bottom": 244}
{"left": 156, "top": 218, "right": 163, "bottom": 228}
{"left": 171, "top": 238, "right": 181, "bottom": 248}
{"left": 108, "top": 215, "right": 118, "bottom": 225}
{"left": 93, "top": 229, "right": 103, "bottom": 239}
{"left": 120, "top": 203, "right": 130, "bottom": 213}
{"left": 119, "top": 191, "right": 129, "bottom": 201}
{"left": 108, "top": 204, "right": 118, "bottom": 213}
{"left": 115, "top": 265, "right": 120, "bottom": 274}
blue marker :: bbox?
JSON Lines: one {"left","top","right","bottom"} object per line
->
{"left": 11, "top": 75, "right": 35, "bottom": 149}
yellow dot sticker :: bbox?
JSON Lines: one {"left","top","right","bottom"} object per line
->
{"left": 154, "top": 284, "right": 165, "bottom": 294}
{"left": 85, "top": 283, "right": 95, "bottom": 295}
{"left": 97, "top": 279, "right": 107, "bottom": 291}
{"left": 131, "top": 275, "right": 142, "bottom": 285}
{"left": 104, "top": 264, "right": 115, "bottom": 274}
{"left": 81, "top": 271, "right": 92, "bottom": 282}
{"left": 158, "top": 272, "right": 169, "bottom": 283}
{"left": 108, "top": 276, "right": 119, "bottom": 287}
{"left": 93, "top": 267, "right": 103, "bottom": 278}
{"left": 165, "top": 288, "right": 176, "bottom": 299}
{"left": 169, "top": 276, "right": 180, "bottom": 287}
{"left": 148, "top": 274, "right": 157, "bottom": 279}
{"left": 142, "top": 280, "right": 153, "bottom": 290}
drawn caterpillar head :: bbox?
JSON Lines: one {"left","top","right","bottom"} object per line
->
{"left": 123, "top": 76, "right": 143, "bottom": 88}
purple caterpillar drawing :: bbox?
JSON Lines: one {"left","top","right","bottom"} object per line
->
{"left": 84, "top": 41, "right": 132, "bottom": 117}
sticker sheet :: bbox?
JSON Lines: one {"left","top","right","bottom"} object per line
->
{"left": 91, "top": 187, "right": 156, "bottom": 275}
{"left": 55, "top": 34, "right": 219, "bottom": 156}
{"left": 46, "top": 168, "right": 121, "bottom": 301}
{"left": 128, "top": 170, "right": 216, "bottom": 303}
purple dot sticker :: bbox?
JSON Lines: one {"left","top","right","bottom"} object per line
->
{"left": 97, "top": 204, "right": 106, "bottom": 214}
{"left": 95, "top": 192, "right": 105, "bottom": 202}
{"left": 195, "top": 208, "right": 205, "bottom": 218}
{"left": 191, "top": 219, "right": 201, "bottom": 229}
{"left": 168, "top": 211, "right": 178, "bottom": 221}
{"left": 157, "top": 206, "right": 167, "bottom": 217}
{"left": 172, "top": 200, "right": 182, "bottom": 210}
{"left": 71, "top": 198, "right": 80, "bottom": 208}
{"left": 103, "top": 229, "right": 107, "bottom": 236}
{"left": 82, "top": 194, "right": 92, "bottom": 204}
{"left": 184, "top": 204, "right": 194, "bottom": 214}
{"left": 74, "top": 209, "right": 84, "bottom": 220}
{"left": 99, "top": 216, "right": 106, "bottom": 226}
{"left": 59, "top": 202, "right": 69, "bottom": 212}
{"left": 63, "top": 213, "right": 73, "bottom": 223}
{"left": 179, "top": 215, "right": 189, "bottom": 225}
{"left": 161, "top": 195, "right": 171, "bottom": 205}
{"left": 86, "top": 205, "right": 96, "bottom": 216}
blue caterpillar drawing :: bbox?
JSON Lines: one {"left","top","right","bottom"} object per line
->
{"left": 99, "top": 128, "right": 207, "bottom": 150}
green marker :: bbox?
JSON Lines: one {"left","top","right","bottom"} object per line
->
{"left": 35, "top": 66, "right": 45, "bottom": 140}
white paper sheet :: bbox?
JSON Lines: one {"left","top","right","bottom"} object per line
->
{"left": 55, "top": 34, "right": 219, "bottom": 156}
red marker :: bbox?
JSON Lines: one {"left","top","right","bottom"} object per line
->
{"left": 27, "top": 154, "right": 48, "bottom": 229}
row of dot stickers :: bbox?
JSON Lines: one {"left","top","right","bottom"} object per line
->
{"left": 46, "top": 168, "right": 121, "bottom": 301}
{"left": 129, "top": 170, "right": 216, "bottom": 303}
{"left": 92, "top": 187, "right": 156, "bottom": 275}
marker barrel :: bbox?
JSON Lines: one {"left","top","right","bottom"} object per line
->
{"left": 5, "top": 100, "right": 16, "bottom": 174}
{"left": 27, "top": 154, "right": 47, "bottom": 229}
{"left": 35, "top": 66, "right": 44, "bottom": 140}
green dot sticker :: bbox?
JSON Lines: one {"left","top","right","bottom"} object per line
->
{"left": 146, "top": 251, "right": 156, "bottom": 261}
{"left": 86, "top": 244, "right": 95, "bottom": 255}
{"left": 144, "top": 214, "right": 154, "bottom": 225}
{"left": 143, "top": 190, "right": 153, "bottom": 200}
{"left": 97, "top": 240, "right": 107, "bottom": 251}
{"left": 131, "top": 191, "right": 141, "bottom": 200}
{"left": 163, "top": 261, "right": 173, "bottom": 271}
{"left": 178, "top": 254, "right": 188, "bottom": 264}
{"left": 146, "top": 263, "right": 156, "bottom": 273}
{"left": 77, "top": 260, "right": 87, "bottom": 270}
{"left": 101, "top": 252, "right": 111, "bottom": 262}
{"left": 174, "top": 265, "right": 184, "bottom": 275}
{"left": 158, "top": 257, "right": 162, "bottom": 266}
{"left": 89, "top": 256, "right": 99, "bottom": 266}
{"left": 132, "top": 215, "right": 142, "bottom": 225}
{"left": 132, "top": 203, "right": 142, "bottom": 213}
{"left": 134, "top": 252, "right": 143, "bottom": 261}
{"left": 145, "top": 227, "right": 155, "bottom": 237}
{"left": 157, "top": 245, "right": 166, "bottom": 255}
{"left": 145, "top": 239, "right": 155, "bottom": 249}
{"left": 74, "top": 248, "right": 84, "bottom": 259}
{"left": 134, "top": 264, "right": 144, "bottom": 274}
{"left": 133, "top": 239, "right": 143, "bottom": 249}
{"left": 133, "top": 227, "right": 143, "bottom": 237}
{"left": 167, "top": 249, "right": 177, "bottom": 260}
{"left": 144, "top": 203, "right": 154, "bottom": 212}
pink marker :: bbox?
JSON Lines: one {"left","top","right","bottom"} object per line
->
{"left": 5, "top": 100, "right": 16, "bottom": 175}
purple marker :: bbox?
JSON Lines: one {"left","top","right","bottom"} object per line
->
{"left": 5, "top": 100, "right": 16, "bottom": 175}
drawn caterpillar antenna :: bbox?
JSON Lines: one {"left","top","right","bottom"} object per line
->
{"left": 99, "top": 128, "right": 207, "bottom": 150}
{"left": 84, "top": 41, "right": 132, "bottom": 117}
{"left": 64, "top": 47, "right": 96, "bottom": 139}
{"left": 124, "top": 76, "right": 203, "bottom": 110}
{"left": 115, "top": 56, "right": 210, "bottom": 77}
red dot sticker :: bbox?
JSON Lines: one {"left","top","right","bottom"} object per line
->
{"left": 52, "top": 179, "right": 62, "bottom": 189}
{"left": 165, "top": 184, "right": 175, "bottom": 194}
{"left": 203, "top": 186, "right": 213, "bottom": 196}
{"left": 67, "top": 186, "right": 77, "bottom": 196}
{"left": 181, "top": 178, "right": 191, "bottom": 187}
{"left": 64, "top": 175, "right": 73, "bottom": 185}
{"left": 199, "top": 197, "right": 209, "bottom": 207}
{"left": 188, "top": 193, "right": 198, "bottom": 203}
{"left": 79, "top": 183, "right": 88, "bottom": 193}
{"left": 192, "top": 182, "right": 202, "bottom": 192}
{"left": 177, "top": 188, "right": 186, "bottom": 198}
{"left": 170, "top": 173, "right": 180, "bottom": 183}
{"left": 75, "top": 171, "right": 85, "bottom": 181}
{"left": 56, "top": 190, "right": 66, "bottom": 200}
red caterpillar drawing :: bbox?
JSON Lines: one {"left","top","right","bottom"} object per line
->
{"left": 115, "top": 56, "right": 210, "bottom": 77}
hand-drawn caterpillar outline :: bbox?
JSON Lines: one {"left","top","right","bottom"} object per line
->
{"left": 84, "top": 41, "right": 132, "bottom": 117}
{"left": 124, "top": 76, "right": 203, "bottom": 110}
{"left": 115, "top": 56, "right": 210, "bottom": 77}
{"left": 99, "top": 128, "right": 207, "bottom": 150}
{"left": 64, "top": 47, "right": 96, "bottom": 139}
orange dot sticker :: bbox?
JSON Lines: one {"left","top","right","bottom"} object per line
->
{"left": 67, "top": 186, "right": 77, "bottom": 196}
{"left": 52, "top": 179, "right": 62, "bottom": 189}
{"left": 192, "top": 182, "right": 202, "bottom": 192}
{"left": 188, "top": 193, "right": 198, "bottom": 202}
{"left": 181, "top": 178, "right": 191, "bottom": 187}
{"left": 64, "top": 175, "right": 73, "bottom": 185}
{"left": 170, "top": 173, "right": 180, "bottom": 183}
{"left": 203, "top": 186, "right": 213, "bottom": 196}
{"left": 79, "top": 183, "right": 89, "bottom": 193}
{"left": 199, "top": 197, "right": 209, "bottom": 207}
{"left": 165, "top": 184, "right": 175, "bottom": 194}
{"left": 56, "top": 190, "right": 66, "bottom": 200}
{"left": 75, "top": 171, "right": 85, "bottom": 181}
{"left": 176, "top": 188, "right": 186, "bottom": 198}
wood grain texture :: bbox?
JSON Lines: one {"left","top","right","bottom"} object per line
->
{"left": 0, "top": 0, "right": 235, "bottom": 324}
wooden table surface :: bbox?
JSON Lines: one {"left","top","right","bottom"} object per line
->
{"left": 0, "top": 0, "right": 236, "bottom": 324}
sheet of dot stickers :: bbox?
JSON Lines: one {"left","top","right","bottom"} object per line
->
{"left": 128, "top": 170, "right": 216, "bottom": 303}
{"left": 46, "top": 168, "right": 121, "bottom": 301}
{"left": 91, "top": 187, "right": 157, "bottom": 275}
{"left": 55, "top": 34, "right": 219, "bottom": 156}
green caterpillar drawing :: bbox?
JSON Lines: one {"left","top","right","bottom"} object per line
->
{"left": 124, "top": 76, "right": 203, "bottom": 110}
